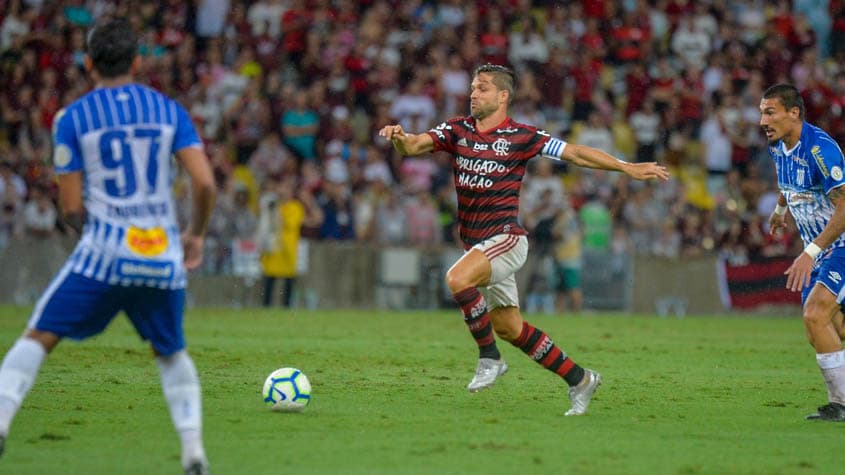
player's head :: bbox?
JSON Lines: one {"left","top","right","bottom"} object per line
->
{"left": 470, "top": 64, "right": 516, "bottom": 120}
{"left": 759, "top": 83, "right": 804, "bottom": 144}
{"left": 85, "top": 18, "right": 138, "bottom": 79}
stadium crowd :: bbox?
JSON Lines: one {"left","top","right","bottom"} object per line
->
{"left": 1, "top": 0, "right": 844, "bottom": 279}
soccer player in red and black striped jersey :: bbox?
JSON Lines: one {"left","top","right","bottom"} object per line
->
{"left": 379, "top": 64, "right": 668, "bottom": 415}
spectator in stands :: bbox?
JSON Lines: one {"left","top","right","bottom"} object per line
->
{"left": 257, "top": 176, "right": 305, "bottom": 308}
{"left": 20, "top": 184, "right": 56, "bottom": 240}
{"left": 281, "top": 89, "right": 320, "bottom": 162}
{"left": 551, "top": 204, "right": 584, "bottom": 312}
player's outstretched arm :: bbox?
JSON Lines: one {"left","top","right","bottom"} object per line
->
{"left": 378, "top": 124, "right": 434, "bottom": 156}
{"left": 176, "top": 146, "right": 216, "bottom": 270}
{"left": 561, "top": 143, "right": 669, "bottom": 181}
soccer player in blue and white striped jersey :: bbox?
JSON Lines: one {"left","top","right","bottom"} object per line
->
{"left": 762, "top": 84, "right": 845, "bottom": 422}
{"left": 0, "top": 19, "right": 216, "bottom": 472}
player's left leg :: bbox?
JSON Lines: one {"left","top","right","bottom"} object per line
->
{"left": 833, "top": 309, "right": 845, "bottom": 342}
{"left": 488, "top": 284, "right": 601, "bottom": 416}
{"left": 125, "top": 287, "right": 208, "bottom": 472}
{"left": 802, "top": 256, "right": 845, "bottom": 422}
{"left": 0, "top": 332, "right": 54, "bottom": 456}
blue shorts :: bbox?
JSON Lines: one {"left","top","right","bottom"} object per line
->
{"left": 28, "top": 268, "right": 186, "bottom": 356}
{"left": 803, "top": 247, "right": 845, "bottom": 309}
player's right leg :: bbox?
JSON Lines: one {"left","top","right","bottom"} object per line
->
{"left": 445, "top": 244, "right": 504, "bottom": 392}
{"left": 125, "top": 287, "right": 208, "bottom": 472}
{"left": 0, "top": 268, "right": 121, "bottom": 455}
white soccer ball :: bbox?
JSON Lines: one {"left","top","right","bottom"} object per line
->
{"left": 262, "top": 367, "right": 312, "bottom": 412}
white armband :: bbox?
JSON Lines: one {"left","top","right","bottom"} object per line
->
{"left": 774, "top": 204, "right": 788, "bottom": 216}
{"left": 540, "top": 137, "right": 568, "bottom": 160}
{"left": 804, "top": 242, "right": 822, "bottom": 259}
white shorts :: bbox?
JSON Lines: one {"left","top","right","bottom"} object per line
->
{"left": 471, "top": 234, "right": 528, "bottom": 309}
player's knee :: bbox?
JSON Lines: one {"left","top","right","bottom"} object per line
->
{"left": 445, "top": 271, "right": 471, "bottom": 294}
{"left": 493, "top": 323, "right": 520, "bottom": 342}
{"left": 802, "top": 303, "right": 832, "bottom": 328}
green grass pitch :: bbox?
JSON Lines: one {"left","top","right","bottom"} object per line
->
{"left": 0, "top": 305, "right": 842, "bottom": 475}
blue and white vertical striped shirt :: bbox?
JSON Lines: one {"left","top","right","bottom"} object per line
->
{"left": 51, "top": 83, "right": 202, "bottom": 289}
{"left": 769, "top": 122, "right": 845, "bottom": 252}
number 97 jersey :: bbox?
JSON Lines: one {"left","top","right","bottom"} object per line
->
{"left": 51, "top": 84, "right": 202, "bottom": 289}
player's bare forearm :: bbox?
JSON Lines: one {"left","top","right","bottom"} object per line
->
{"left": 189, "top": 183, "right": 215, "bottom": 237}
{"left": 563, "top": 144, "right": 626, "bottom": 171}
{"left": 378, "top": 124, "right": 434, "bottom": 156}
{"left": 812, "top": 187, "right": 845, "bottom": 249}
{"left": 177, "top": 146, "right": 217, "bottom": 237}
{"left": 563, "top": 144, "right": 669, "bottom": 181}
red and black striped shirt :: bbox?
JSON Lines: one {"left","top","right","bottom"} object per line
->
{"left": 427, "top": 116, "right": 551, "bottom": 248}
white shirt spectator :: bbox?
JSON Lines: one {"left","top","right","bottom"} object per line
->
{"left": 671, "top": 19, "right": 711, "bottom": 69}
{"left": 629, "top": 108, "right": 661, "bottom": 146}
{"left": 0, "top": 11, "right": 29, "bottom": 50}
{"left": 508, "top": 27, "right": 549, "bottom": 70}
{"left": 247, "top": 0, "right": 287, "bottom": 37}
{"left": 196, "top": 0, "right": 231, "bottom": 38}
{"left": 390, "top": 80, "right": 437, "bottom": 132}
{"left": 700, "top": 116, "right": 732, "bottom": 173}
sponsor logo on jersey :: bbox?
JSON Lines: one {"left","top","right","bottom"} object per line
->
{"left": 496, "top": 127, "right": 519, "bottom": 134}
{"left": 126, "top": 226, "right": 169, "bottom": 256}
{"left": 812, "top": 145, "right": 829, "bottom": 177}
{"left": 456, "top": 156, "right": 507, "bottom": 175}
{"left": 492, "top": 138, "right": 510, "bottom": 156}
{"left": 457, "top": 138, "right": 468, "bottom": 147}
{"left": 473, "top": 142, "right": 489, "bottom": 151}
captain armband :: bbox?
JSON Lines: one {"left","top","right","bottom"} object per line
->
{"left": 540, "top": 137, "right": 568, "bottom": 160}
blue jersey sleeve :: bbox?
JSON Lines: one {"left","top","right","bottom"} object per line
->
{"left": 811, "top": 137, "right": 845, "bottom": 194}
{"left": 172, "top": 102, "right": 202, "bottom": 153}
{"left": 51, "top": 107, "right": 83, "bottom": 174}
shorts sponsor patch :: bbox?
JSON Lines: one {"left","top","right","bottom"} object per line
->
{"left": 115, "top": 258, "right": 173, "bottom": 279}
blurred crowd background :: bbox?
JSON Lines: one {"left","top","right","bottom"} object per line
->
{"left": 1, "top": 0, "right": 844, "bottom": 305}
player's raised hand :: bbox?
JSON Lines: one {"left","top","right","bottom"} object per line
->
{"left": 625, "top": 162, "right": 670, "bottom": 181}
{"left": 378, "top": 124, "right": 406, "bottom": 141}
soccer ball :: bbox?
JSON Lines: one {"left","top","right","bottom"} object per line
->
{"left": 262, "top": 367, "right": 311, "bottom": 412}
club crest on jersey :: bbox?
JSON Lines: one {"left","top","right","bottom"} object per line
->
{"left": 126, "top": 226, "right": 168, "bottom": 256}
{"left": 492, "top": 138, "right": 510, "bottom": 156}
{"left": 832, "top": 166, "right": 843, "bottom": 181}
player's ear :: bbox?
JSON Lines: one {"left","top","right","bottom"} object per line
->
{"left": 83, "top": 55, "right": 93, "bottom": 73}
{"left": 130, "top": 55, "right": 142, "bottom": 75}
